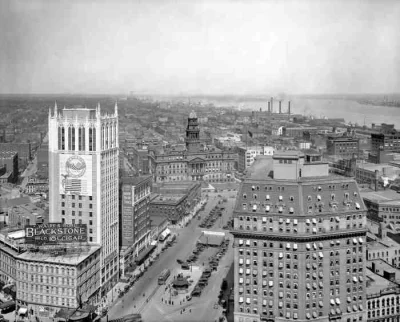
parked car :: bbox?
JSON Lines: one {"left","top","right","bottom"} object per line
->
{"left": 181, "top": 263, "right": 190, "bottom": 270}
{"left": 202, "top": 270, "right": 212, "bottom": 277}
{"left": 177, "top": 259, "right": 184, "bottom": 264}
{"left": 199, "top": 278, "right": 209, "bottom": 284}
{"left": 191, "top": 288, "right": 202, "bottom": 297}
{"left": 198, "top": 281, "right": 207, "bottom": 288}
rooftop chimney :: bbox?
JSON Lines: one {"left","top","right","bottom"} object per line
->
{"left": 379, "top": 222, "right": 387, "bottom": 239}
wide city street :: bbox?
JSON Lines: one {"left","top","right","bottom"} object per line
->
{"left": 20, "top": 156, "right": 37, "bottom": 189}
{"left": 106, "top": 186, "right": 237, "bottom": 322}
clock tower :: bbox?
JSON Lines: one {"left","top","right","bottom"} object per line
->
{"left": 185, "top": 110, "right": 201, "bottom": 152}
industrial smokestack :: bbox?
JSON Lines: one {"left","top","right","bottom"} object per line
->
{"left": 268, "top": 101, "right": 270, "bottom": 113}
{"left": 270, "top": 97, "right": 273, "bottom": 113}
{"left": 288, "top": 101, "right": 291, "bottom": 115}
{"left": 279, "top": 101, "right": 282, "bottom": 114}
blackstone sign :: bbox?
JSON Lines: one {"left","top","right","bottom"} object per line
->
{"left": 25, "top": 223, "right": 88, "bottom": 245}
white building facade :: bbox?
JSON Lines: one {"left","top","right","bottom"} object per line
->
{"left": 48, "top": 103, "right": 119, "bottom": 298}
{"left": 238, "top": 146, "right": 274, "bottom": 173}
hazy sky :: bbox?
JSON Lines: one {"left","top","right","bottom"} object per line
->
{"left": 1, "top": 0, "right": 399, "bottom": 95}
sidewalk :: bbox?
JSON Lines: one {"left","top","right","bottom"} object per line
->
{"left": 169, "top": 198, "right": 207, "bottom": 230}
{"left": 100, "top": 233, "right": 177, "bottom": 317}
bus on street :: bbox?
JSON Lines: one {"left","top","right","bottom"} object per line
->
{"left": 158, "top": 268, "right": 171, "bottom": 285}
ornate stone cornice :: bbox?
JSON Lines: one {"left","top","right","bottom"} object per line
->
{"left": 230, "top": 229, "right": 367, "bottom": 242}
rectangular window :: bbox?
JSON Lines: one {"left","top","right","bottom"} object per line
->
{"left": 78, "top": 127, "right": 85, "bottom": 151}
{"left": 89, "top": 128, "right": 96, "bottom": 151}
{"left": 58, "top": 127, "right": 65, "bottom": 150}
{"left": 68, "top": 127, "right": 75, "bottom": 151}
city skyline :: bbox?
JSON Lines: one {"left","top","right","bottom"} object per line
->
{"left": 1, "top": 0, "right": 400, "bottom": 95}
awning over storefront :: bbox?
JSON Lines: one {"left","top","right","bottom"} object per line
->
{"left": 135, "top": 245, "right": 156, "bottom": 265}
{"left": 18, "top": 307, "right": 28, "bottom": 315}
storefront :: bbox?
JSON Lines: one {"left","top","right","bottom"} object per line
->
{"left": 134, "top": 245, "right": 157, "bottom": 266}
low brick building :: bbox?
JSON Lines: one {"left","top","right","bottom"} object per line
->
{"left": 149, "top": 181, "right": 201, "bottom": 225}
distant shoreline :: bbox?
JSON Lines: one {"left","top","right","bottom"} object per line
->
{"left": 356, "top": 100, "right": 400, "bottom": 108}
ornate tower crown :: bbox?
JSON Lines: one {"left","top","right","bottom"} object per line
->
{"left": 189, "top": 110, "right": 197, "bottom": 119}
{"left": 186, "top": 111, "right": 200, "bottom": 152}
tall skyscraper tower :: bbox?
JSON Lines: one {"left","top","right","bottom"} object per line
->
{"left": 232, "top": 150, "right": 367, "bottom": 322}
{"left": 48, "top": 103, "right": 119, "bottom": 297}
{"left": 185, "top": 110, "right": 201, "bottom": 152}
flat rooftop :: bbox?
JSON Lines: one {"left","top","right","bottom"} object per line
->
{"left": 17, "top": 244, "right": 101, "bottom": 265}
{"left": 0, "top": 241, "right": 21, "bottom": 257}
{"left": 121, "top": 175, "right": 152, "bottom": 186}
{"left": 367, "top": 236, "right": 400, "bottom": 250}
{"left": 329, "top": 136, "right": 359, "bottom": 142}
{"left": 244, "top": 155, "right": 273, "bottom": 180}
{"left": 361, "top": 189, "right": 400, "bottom": 204}
{"left": 358, "top": 162, "right": 396, "bottom": 172}
{"left": 156, "top": 181, "right": 199, "bottom": 188}
{"left": 0, "top": 150, "right": 17, "bottom": 158}
{"left": 0, "top": 171, "right": 12, "bottom": 179}
{"left": 367, "top": 259, "right": 400, "bottom": 283}
{"left": 366, "top": 268, "right": 394, "bottom": 295}
{"left": 151, "top": 194, "right": 184, "bottom": 204}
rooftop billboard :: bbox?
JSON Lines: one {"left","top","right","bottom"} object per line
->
{"left": 25, "top": 223, "right": 87, "bottom": 245}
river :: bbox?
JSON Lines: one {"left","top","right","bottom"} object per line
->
{"left": 197, "top": 98, "right": 400, "bottom": 128}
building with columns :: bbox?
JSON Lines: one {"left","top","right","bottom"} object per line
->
{"left": 149, "top": 111, "right": 236, "bottom": 183}
{"left": 48, "top": 103, "right": 119, "bottom": 297}
{"left": 232, "top": 151, "right": 367, "bottom": 322}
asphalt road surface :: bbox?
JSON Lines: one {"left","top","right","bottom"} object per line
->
{"left": 106, "top": 188, "right": 237, "bottom": 322}
{"left": 20, "top": 157, "right": 37, "bottom": 189}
